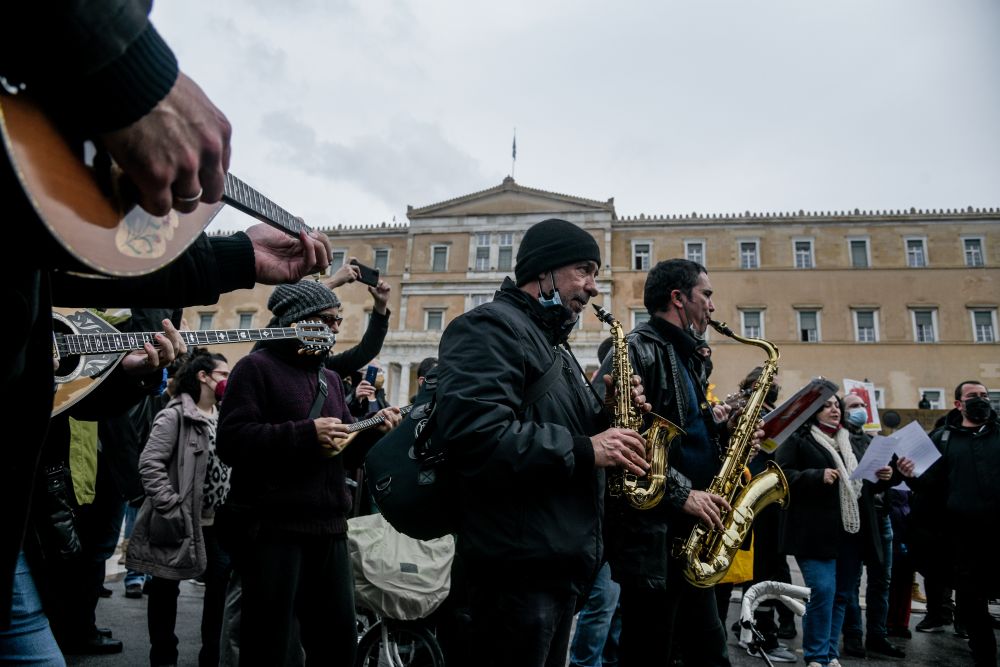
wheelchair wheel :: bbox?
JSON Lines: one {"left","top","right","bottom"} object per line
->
{"left": 354, "top": 619, "right": 445, "bottom": 667}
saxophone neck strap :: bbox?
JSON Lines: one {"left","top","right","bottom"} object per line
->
{"left": 523, "top": 352, "right": 563, "bottom": 408}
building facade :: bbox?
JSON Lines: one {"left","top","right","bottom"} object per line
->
{"left": 188, "top": 177, "right": 999, "bottom": 412}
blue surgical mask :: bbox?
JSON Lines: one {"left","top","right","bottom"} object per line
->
{"left": 846, "top": 407, "right": 867, "bottom": 427}
{"left": 537, "top": 274, "right": 564, "bottom": 309}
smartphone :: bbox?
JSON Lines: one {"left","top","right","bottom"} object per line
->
{"left": 350, "top": 259, "right": 380, "bottom": 287}
{"left": 364, "top": 365, "right": 379, "bottom": 385}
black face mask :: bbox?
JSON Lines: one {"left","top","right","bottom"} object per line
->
{"left": 964, "top": 397, "right": 992, "bottom": 424}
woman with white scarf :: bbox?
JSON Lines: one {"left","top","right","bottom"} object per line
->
{"left": 775, "top": 396, "right": 886, "bottom": 667}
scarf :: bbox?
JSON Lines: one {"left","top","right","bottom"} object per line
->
{"left": 810, "top": 424, "right": 862, "bottom": 534}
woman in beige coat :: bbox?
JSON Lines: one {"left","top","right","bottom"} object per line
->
{"left": 126, "top": 350, "right": 230, "bottom": 667}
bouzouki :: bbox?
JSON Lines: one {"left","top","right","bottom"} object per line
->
{"left": 0, "top": 93, "right": 312, "bottom": 277}
{"left": 52, "top": 309, "right": 333, "bottom": 416}
{"left": 321, "top": 404, "right": 414, "bottom": 457}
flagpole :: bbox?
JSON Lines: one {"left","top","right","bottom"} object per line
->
{"left": 511, "top": 127, "right": 517, "bottom": 179}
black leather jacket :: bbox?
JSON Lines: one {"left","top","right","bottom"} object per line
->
{"left": 593, "top": 317, "right": 725, "bottom": 591}
{"left": 436, "top": 279, "right": 607, "bottom": 595}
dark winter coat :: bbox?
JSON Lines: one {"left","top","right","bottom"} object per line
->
{"left": 435, "top": 279, "right": 606, "bottom": 596}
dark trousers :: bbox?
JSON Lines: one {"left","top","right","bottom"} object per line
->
{"left": 199, "top": 524, "right": 230, "bottom": 667}
{"left": 147, "top": 577, "right": 181, "bottom": 666}
{"left": 467, "top": 577, "right": 577, "bottom": 667}
{"left": 748, "top": 505, "right": 795, "bottom": 637}
{"left": 957, "top": 580, "right": 998, "bottom": 666}
{"left": 619, "top": 575, "right": 730, "bottom": 667}
{"left": 924, "top": 575, "right": 955, "bottom": 624}
{"left": 237, "top": 531, "right": 355, "bottom": 667}
{"left": 886, "top": 549, "right": 913, "bottom": 633}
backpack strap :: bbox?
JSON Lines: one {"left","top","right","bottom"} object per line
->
{"left": 308, "top": 367, "right": 329, "bottom": 419}
{"left": 522, "top": 351, "right": 563, "bottom": 409}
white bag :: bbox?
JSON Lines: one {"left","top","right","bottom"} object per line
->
{"left": 347, "top": 512, "right": 455, "bottom": 620}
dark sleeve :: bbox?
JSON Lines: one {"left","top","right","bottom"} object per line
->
{"left": 51, "top": 233, "right": 255, "bottom": 309}
{"left": 775, "top": 432, "right": 828, "bottom": 501}
{"left": 325, "top": 309, "right": 390, "bottom": 376}
{"left": 436, "top": 309, "right": 590, "bottom": 491}
{"left": 216, "top": 358, "right": 334, "bottom": 467}
{"left": 5, "top": 2, "right": 178, "bottom": 133}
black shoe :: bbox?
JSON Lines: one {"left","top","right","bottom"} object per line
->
{"left": 915, "top": 617, "right": 946, "bottom": 632}
{"left": 843, "top": 635, "right": 866, "bottom": 658}
{"left": 777, "top": 620, "right": 797, "bottom": 639}
{"left": 731, "top": 619, "right": 740, "bottom": 633}
{"left": 125, "top": 582, "right": 144, "bottom": 598}
{"left": 887, "top": 626, "right": 912, "bottom": 639}
{"left": 96, "top": 627, "right": 113, "bottom": 638}
{"left": 61, "top": 635, "right": 124, "bottom": 655}
{"left": 99, "top": 585, "right": 113, "bottom": 598}
{"left": 953, "top": 622, "right": 969, "bottom": 639}
{"left": 866, "top": 637, "right": 906, "bottom": 658}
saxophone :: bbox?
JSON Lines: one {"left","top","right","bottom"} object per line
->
{"left": 593, "top": 305, "right": 683, "bottom": 510}
{"left": 676, "top": 318, "right": 790, "bottom": 587}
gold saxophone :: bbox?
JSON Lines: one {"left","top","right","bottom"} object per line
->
{"left": 593, "top": 305, "right": 683, "bottom": 510}
{"left": 676, "top": 318, "right": 790, "bottom": 587}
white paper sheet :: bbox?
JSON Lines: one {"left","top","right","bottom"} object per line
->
{"left": 850, "top": 434, "right": 898, "bottom": 482}
{"left": 848, "top": 420, "right": 941, "bottom": 482}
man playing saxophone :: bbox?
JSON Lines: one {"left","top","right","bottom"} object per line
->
{"left": 594, "top": 259, "right": 762, "bottom": 667}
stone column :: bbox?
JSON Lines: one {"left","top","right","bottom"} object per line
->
{"left": 395, "top": 361, "right": 412, "bottom": 406}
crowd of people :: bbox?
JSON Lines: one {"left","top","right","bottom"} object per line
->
{"left": 2, "top": 4, "right": 998, "bottom": 667}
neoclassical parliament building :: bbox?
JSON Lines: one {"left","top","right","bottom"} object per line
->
{"left": 188, "top": 177, "right": 999, "bottom": 413}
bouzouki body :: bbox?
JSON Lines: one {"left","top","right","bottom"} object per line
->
{"left": 0, "top": 93, "right": 309, "bottom": 277}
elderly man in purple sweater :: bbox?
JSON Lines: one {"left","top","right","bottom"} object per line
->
{"left": 217, "top": 280, "right": 400, "bottom": 666}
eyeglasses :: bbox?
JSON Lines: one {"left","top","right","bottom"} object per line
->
{"left": 315, "top": 314, "right": 343, "bottom": 327}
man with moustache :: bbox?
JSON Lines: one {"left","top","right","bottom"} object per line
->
{"left": 435, "top": 218, "right": 650, "bottom": 667}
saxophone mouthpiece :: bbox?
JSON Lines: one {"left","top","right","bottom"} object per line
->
{"left": 708, "top": 318, "right": 734, "bottom": 337}
{"left": 592, "top": 304, "right": 613, "bottom": 324}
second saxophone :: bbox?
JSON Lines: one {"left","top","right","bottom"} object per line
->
{"left": 593, "top": 304, "right": 683, "bottom": 510}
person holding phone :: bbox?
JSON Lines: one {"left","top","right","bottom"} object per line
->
{"left": 322, "top": 259, "right": 392, "bottom": 382}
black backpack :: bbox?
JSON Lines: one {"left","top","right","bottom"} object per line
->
{"left": 365, "top": 355, "right": 562, "bottom": 540}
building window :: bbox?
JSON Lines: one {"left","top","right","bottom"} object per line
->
{"left": 911, "top": 308, "right": 938, "bottom": 343}
{"left": 989, "top": 391, "right": 1000, "bottom": 412}
{"left": 431, "top": 245, "right": 449, "bottom": 272}
{"left": 971, "top": 309, "right": 997, "bottom": 343}
{"left": 685, "top": 240, "right": 705, "bottom": 265}
{"left": 474, "top": 233, "right": 490, "bottom": 271}
{"left": 848, "top": 238, "right": 870, "bottom": 268}
{"left": 793, "top": 239, "right": 814, "bottom": 269}
{"left": 238, "top": 312, "right": 254, "bottom": 329}
{"left": 853, "top": 309, "right": 878, "bottom": 343}
{"left": 498, "top": 233, "right": 513, "bottom": 272}
{"left": 964, "top": 237, "right": 985, "bottom": 267}
{"left": 874, "top": 388, "right": 885, "bottom": 409}
{"left": 740, "top": 310, "right": 763, "bottom": 338}
{"left": 632, "top": 310, "right": 651, "bottom": 328}
{"left": 468, "top": 294, "right": 491, "bottom": 311}
{"left": 905, "top": 237, "right": 927, "bottom": 267}
{"left": 632, "top": 241, "right": 652, "bottom": 271}
{"left": 198, "top": 313, "right": 214, "bottom": 330}
{"left": 425, "top": 309, "right": 444, "bottom": 331}
{"left": 739, "top": 240, "right": 759, "bottom": 269}
{"left": 373, "top": 248, "right": 389, "bottom": 273}
{"left": 797, "top": 310, "right": 820, "bottom": 342}
{"left": 918, "top": 388, "right": 945, "bottom": 410}
{"left": 327, "top": 250, "right": 346, "bottom": 275}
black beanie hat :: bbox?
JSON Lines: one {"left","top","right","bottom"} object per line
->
{"left": 267, "top": 280, "right": 341, "bottom": 327}
{"left": 514, "top": 218, "right": 601, "bottom": 286}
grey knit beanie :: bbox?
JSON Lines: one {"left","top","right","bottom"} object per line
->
{"left": 514, "top": 218, "right": 601, "bottom": 286}
{"left": 267, "top": 280, "right": 341, "bottom": 327}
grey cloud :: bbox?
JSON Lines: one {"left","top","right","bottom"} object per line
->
{"left": 262, "top": 111, "right": 491, "bottom": 211}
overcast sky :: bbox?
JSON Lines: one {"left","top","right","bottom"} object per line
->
{"left": 151, "top": 0, "right": 1000, "bottom": 233}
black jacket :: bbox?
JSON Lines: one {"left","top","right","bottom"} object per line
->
{"left": 776, "top": 425, "right": 889, "bottom": 562}
{"left": 436, "top": 279, "right": 605, "bottom": 595}
{"left": 592, "top": 317, "right": 721, "bottom": 591}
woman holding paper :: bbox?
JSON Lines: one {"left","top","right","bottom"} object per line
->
{"left": 776, "top": 396, "right": 893, "bottom": 667}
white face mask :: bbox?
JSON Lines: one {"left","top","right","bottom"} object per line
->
{"left": 846, "top": 407, "right": 867, "bottom": 426}
{"left": 537, "top": 273, "right": 564, "bottom": 309}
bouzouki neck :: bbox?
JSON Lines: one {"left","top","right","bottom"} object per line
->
{"left": 56, "top": 327, "right": 304, "bottom": 356}
{"left": 222, "top": 173, "right": 309, "bottom": 237}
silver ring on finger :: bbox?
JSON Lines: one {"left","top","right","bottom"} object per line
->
{"left": 173, "top": 187, "right": 203, "bottom": 204}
